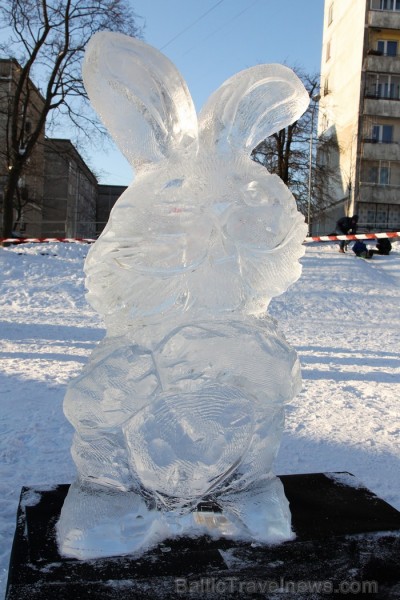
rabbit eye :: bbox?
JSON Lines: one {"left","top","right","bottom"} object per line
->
{"left": 243, "top": 180, "right": 266, "bottom": 206}
{"left": 164, "top": 178, "right": 183, "bottom": 189}
{"left": 246, "top": 181, "right": 259, "bottom": 195}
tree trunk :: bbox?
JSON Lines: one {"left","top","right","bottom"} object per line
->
{"left": 2, "top": 167, "right": 21, "bottom": 239}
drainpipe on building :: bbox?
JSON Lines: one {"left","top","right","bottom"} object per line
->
{"left": 74, "top": 169, "right": 80, "bottom": 238}
{"left": 307, "top": 94, "right": 321, "bottom": 236}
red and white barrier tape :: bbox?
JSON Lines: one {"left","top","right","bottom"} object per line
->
{"left": 1, "top": 231, "right": 399, "bottom": 245}
{"left": 0, "top": 237, "right": 96, "bottom": 244}
{"left": 305, "top": 231, "right": 400, "bottom": 243}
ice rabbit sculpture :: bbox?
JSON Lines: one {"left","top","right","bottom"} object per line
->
{"left": 57, "top": 32, "right": 309, "bottom": 559}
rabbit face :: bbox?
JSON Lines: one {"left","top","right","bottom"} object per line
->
{"left": 82, "top": 32, "right": 309, "bottom": 328}
{"left": 85, "top": 149, "right": 306, "bottom": 325}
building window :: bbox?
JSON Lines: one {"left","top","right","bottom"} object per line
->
{"left": 0, "top": 62, "right": 11, "bottom": 78}
{"left": 388, "top": 203, "right": 400, "bottom": 226}
{"left": 358, "top": 202, "right": 400, "bottom": 230}
{"left": 323, "top": 77, "right": 330, "bottom": 96}
{"left": 381, "top": 77, "right": 400, "bottom": 98}
{"left": 326, "top": 40, "right": 331, "bottom": 61}
{"left": 379, "top": 0, "right": 400, "bottom": 10}
{"left": 328, "top": 2, "right": 334, "bottom": 24}
{"left": 376, "top": 204, "right": 389, "bottom": 225}
{"left": 368, "top": 161, "right": 390, "bottom": 184}
{"left": 368, "top": 206, "right": 379, "bottom": 223}
{"left": 372, "top": 124, "right": 393, "bottom": 143}
{"left": 380, "top": 165, "right": 390, "bottom": 184}
{"left": 321, "top": 113, "right": 329, "bottom": 131}
{"left": 377, "top": 40, "right": 398, "bottom": 56}
{"left": 366, "top": 73, "right": 400, "bottom": 99}
{"left": 375, "top": 166, "right": 389, "bottom": 183}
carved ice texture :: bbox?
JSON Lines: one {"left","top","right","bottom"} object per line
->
{"left": 57, "top": 32, "right": 309, "bottom": 559}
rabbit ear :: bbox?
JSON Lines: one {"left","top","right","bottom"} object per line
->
{"left": 83, "top": 32, "right": 198, "bottom": 171}
{"left": 198, "top": 64, "right": 309, "bottom": 153}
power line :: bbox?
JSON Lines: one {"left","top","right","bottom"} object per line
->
{"left": 160, "top": 0, "right": 226, "bottom": 50}
{"left": 182, "top": 0, "right": 261, "bottom": 57}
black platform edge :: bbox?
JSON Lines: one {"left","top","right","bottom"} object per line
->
{"left": 5, "top": 472, "right": 400, "bottom": 599}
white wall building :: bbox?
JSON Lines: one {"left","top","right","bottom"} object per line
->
{"left": 316, "top": 0, "right": 400, "bottom": 234}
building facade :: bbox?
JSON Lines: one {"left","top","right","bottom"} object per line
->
{"left": 316, "top": 0, "right": 400, "bottom": 234}
{"left": 43, "top": 139, "right": 97, "bottom": 238}
{"left": 0, "top": 58, "right": 46, "bottom": 236}
{"left": 96, "top": 184, "right": 127, "bottom": 236}
{"left": 0, "top": 57, "right": 123, "bottom": 240}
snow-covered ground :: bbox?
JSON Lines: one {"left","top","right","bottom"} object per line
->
{"left": 0, "top": 241, "right": 399, "bottom": 597}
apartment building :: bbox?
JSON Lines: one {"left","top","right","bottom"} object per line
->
{"left": 316, "top": 0, "right": 400, "bottom": 234}
{"left": 0, "top": 58, "right": 46, "bottom": 236}
{"left": 0, "top": 56, "right": 100, "bottom": 238}
{"left": 43, "top": 139, "right": 97, "bottom": 239}
{"left": 96, "top": 184, "right": 127, "bottom": 236}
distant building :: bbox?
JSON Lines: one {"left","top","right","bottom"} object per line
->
{"left": 0, "top": 57, "right": 125, "bottom": 239}
{"left": 0, "top": 58, "right": 46, "bottom": 236}
{"left": 43, "top": 139, "right": 97, "bottom": 238}
{"left": 316, "top": 0, "right": 400, "bottom": 234}
{"left": 96, "top": 184, "right": 127, "bottom": 236}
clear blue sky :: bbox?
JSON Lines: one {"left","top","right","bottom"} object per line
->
{"left": 90, "top": 0, "right": 325, "bottom": 186}
{"left": 73, "top": 1, "right": 327, "bottom": 185}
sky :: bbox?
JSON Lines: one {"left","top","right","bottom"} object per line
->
{"left": 89, "top": 0, "right": 326, "bottom": 186}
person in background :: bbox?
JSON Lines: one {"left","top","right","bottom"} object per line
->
{"left": 370, "top": 237, "right": 392, "bottom": 256}
{"left": 336, "top": 214, "right": 359, "bottom": 253}
{"left": 352, "top": 240, "right": 373, "bottom": 259}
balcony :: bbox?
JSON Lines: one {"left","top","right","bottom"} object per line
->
{"left": 364, "top": 96, "right": 400, "bottom": 116}
{"left": 365, "top": 53, "right": 400, "bottom": 73}
{"left": 369, "top": 9, "right": 400, "bottom": 29}
{"left": 359, "top": 182, "right": 400, "bottom": 203}
{"left": 363, "top": 140, "right": 400, "bottom": 160}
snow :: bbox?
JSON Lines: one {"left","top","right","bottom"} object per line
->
{"left": 0, "top": 240, "right": 399, "bottom": 596}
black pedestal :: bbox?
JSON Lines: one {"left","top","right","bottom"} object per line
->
{"left": 6, "top": 473, "right": 400, "bottom": 599}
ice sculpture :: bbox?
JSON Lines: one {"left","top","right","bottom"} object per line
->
{"left": 57, "top": 32, "right": 309, "bottom": 559}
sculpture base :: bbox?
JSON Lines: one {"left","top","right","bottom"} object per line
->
{"left": 6, "top": 473, "right": 400, "bottom": 599}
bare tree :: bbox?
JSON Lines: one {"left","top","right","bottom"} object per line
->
{"left": 0, "top": 0, "right": 141, "bottom": 238}
{"left": 251, "top": 67, "right": 340, "bottom": 227}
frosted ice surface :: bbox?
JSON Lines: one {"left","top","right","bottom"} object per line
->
{"left": 57, "top": 31, "right": 308, "bottom": 558}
